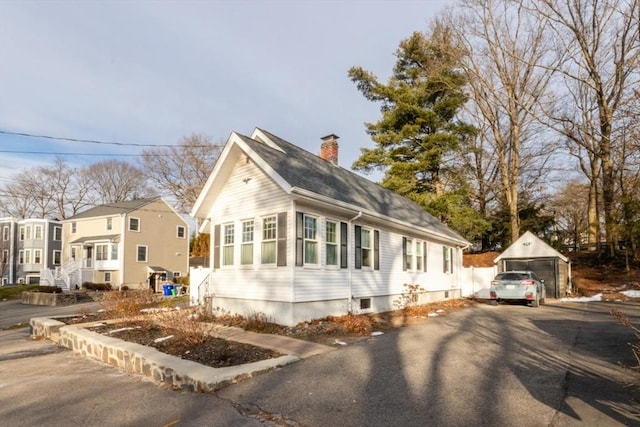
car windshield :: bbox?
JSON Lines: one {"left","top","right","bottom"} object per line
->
{"left": 495, "top": 273, "right": 530, "bottom": 281}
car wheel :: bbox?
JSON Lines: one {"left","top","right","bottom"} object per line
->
{"left": 531, "top": 296, "right": 539, "bottom": 307}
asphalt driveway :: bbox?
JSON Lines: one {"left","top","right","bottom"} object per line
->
{"left": 218, "top": 301, "right": 640, "bottom": 426}
{"left": 1, "top": 299, "right": 639, "bottom": 426}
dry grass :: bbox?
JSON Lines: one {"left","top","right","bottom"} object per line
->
{"left": 99, "top": 289, "right": 158, "bottom": 317}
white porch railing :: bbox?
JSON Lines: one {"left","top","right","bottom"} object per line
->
{"left": 189, "top": 267, "right": 212, "bottom": 305}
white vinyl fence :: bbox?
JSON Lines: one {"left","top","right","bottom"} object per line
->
{"left": 461, "top": 266, "right": 497, "bottom": 299}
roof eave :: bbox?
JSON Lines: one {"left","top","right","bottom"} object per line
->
{"left": 290, "top": 187, "right": 470, "bottom": 247}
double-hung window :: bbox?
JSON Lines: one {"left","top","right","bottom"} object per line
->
{"left": 35, "top": 225, "right": 43, "bottom": 240}
{"left": 25, "top": 226, "right": 31, "bottom": 240}
{"left": 325, "top": 220, "right": 338, "bottom": 266}
{"left": 443, "top": 246, "right": 453, "bottom": 273}
{"left": 223, "top": 223, "right": 234, "bottom": 266}
{"left": 129, "top": 217, "right": 140, "bottom": 232}
{"left": 261, "top": 216, "right": 277, "bottom": 264}
{"left": 304, "top": 215, "right": 318, "bottom": 265}
{"left": 416, "top": 240, "right": 424, "bottom": 271}
{"left": 2, "top": 226, "right": 8, "bottom": 241}
{"left": 241, "top": 220, "right": 254, "bottom": 265}
{"left": 54, "top": 227, "right": 62, "bottom": 241}
{"left": 34, "top": 249, "right": 42, "bottom": 264}
{"left": 405, "top": 238, "right": 413, "bottom": 270}
{"left": 137, "top": 245, "right": 148, "bottom": 262}
{"left": 106, "top": 218, "right": 112, "bottom": 231}
{"left": 361, "top": 227, "right": 372, "bottom": 268}
{"left": 19, "top": 226, "right": 25, "bottom": 241}
{"left": 177, "top": 225, "right": 186, "bottom": 239}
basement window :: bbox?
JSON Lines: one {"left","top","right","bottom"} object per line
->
{"left": 360, "top": 298, "right": 371, "bottom": 310}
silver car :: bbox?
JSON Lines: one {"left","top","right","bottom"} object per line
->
{"left": 489, "top": 271, "right": 546, "bottom": 307}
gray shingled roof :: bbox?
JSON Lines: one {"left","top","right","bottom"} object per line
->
{"left": 65, "top": 197, "right": 161, "bottom": 220}
{"left": 240, "top": 129, "right": 468, "bottom": 244}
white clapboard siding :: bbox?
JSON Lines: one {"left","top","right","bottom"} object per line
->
{"left": 211, "top": 268, "right": 292, "bottom": 301}
{"left": 210, "top": 156, "right": 290, "bottom": 221}
{"left": 207, "top": 156, "right": 293, "bottom": 301}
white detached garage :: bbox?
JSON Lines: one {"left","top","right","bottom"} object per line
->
{"left": 495, "top": 231, "right": 572, "bottom": 298}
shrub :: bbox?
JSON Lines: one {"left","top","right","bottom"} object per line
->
{"left": 242, "top": 311, "right": 281, "bottom": 334}
{"left": 99, "top": 289, "right": 156, "bottom": 317}
{"left": 324, "top": 314, "right": 372, "bottom": 336}
{"left": 35, "top": 286, "right": 63, "bottom": 293}
{"left": 82, "top": 282, "right": 112, "bottom": 291}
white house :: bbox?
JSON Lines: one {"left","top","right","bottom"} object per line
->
{"left": 190, "top": 128, "right": 470, "bottom": 326}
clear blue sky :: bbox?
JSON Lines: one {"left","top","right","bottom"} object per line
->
{"left": 0, "top": 0, "right": 449, "bottom": 186}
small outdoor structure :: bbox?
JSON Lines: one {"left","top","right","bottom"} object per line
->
{"left": 494, "top": 231, "right": 572, "bottom": 298}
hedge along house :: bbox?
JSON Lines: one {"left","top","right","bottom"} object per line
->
{"left": 190, "top": 128, "right": 470, "bottom": 326}
{"left": 494, "top": 231, "right": 572, "bottom": 298}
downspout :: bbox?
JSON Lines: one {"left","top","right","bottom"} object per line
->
{"left": 347, "top": 211, "right": 362, "bottom": 314}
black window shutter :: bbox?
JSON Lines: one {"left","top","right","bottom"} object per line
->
{"left": 213, "top": 224, "right": 220, "bottom": 269}
{"left": 402, "top": 237, "right": 407, "bottom": 271}
{"left": 374, "top": 230, "right": 380, "bottom": 271}
{"left": 340, "top": 222, "right": 348, "bottom": 269}
{"left": 354, "top": 225, "right": 362, "bottom": 269}
{"left": 277, "top": 212, "right": 287, "bottom": 266}
{"left": 295, "top": 212, "right": 304, "bottom": 266}
{"left": 423, "top": 241, "right": 427, "bottom": 272}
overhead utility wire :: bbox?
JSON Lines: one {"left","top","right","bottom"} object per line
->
{"left": 0, "top": 150, "right": 143, "bottom": 157}
{"left": 0, "top": 130, "right": 179, "bottom": 147}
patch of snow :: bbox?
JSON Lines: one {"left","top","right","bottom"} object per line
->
{"left": 428, "top": 313, "right": 439, "bottom": 317}
{"left": 108, "top": 327, "right": 136, "bottom": 334}
{"left": 559, "top": 293, "right": 603, "bottom": 302}
{"left": 436, "top": 309, "right": 445, "bottom": 314}
{"left": 154, "top": 335, "right": 174, "bottom": 343}
{"left": 371, "top": 331, "right": 384, "bottom": 336}
{"left": 334, "top": 339, "right": 347, "bottom": 346}
{"left": 622, "top": 290, "right": 640, "bottom": 298}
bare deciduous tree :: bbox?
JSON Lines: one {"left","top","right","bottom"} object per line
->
{"left": 449, "top": 0, "right": 557, "bottom": 243}
{"left": 86, "top": 159, "right": 151, "bottom": 204}
{"left": 532, "top": 0, "right": 640, "bottom": 255}
{"left": 140, "top": 133, "right": 222, "bottom": 214}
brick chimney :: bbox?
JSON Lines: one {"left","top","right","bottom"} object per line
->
{"left": 319, "top": 134, "right": 339, "bottom": 165}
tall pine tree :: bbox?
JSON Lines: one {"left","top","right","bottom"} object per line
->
{"left": 349, "top": 24, "right": 482, "bottom": 237}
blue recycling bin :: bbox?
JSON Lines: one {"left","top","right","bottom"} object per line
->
{"left": 162, "top": 284, "right": 172, "bottom": 296}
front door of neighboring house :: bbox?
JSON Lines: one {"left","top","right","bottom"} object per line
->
{"left": 85, "top": 246, "right": 93, "bottom": 268}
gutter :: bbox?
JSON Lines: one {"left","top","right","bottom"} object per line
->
{"left": 347, "top": 211, "right": 362, "bottom": 314}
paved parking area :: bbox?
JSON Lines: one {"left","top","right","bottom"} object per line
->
{"left": 2, "top": 299, "right": 640, "bottom": 426}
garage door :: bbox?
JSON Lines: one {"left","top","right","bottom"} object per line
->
{"left": 504, "top": 258, "right": 558, "bottom": 298}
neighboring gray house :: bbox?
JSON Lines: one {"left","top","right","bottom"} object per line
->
{"left": 0, "top": 217, "right": 62, "bottom": 285}
{"left": 495, "top": 231, "right": 572, "bottom": 298}
{"left": 190, "top": 128, "right": 470, "bottom": 326}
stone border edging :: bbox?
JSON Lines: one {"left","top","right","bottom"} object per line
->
{"left": 30, "top": 317, "right": 299, "bottom": 392}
